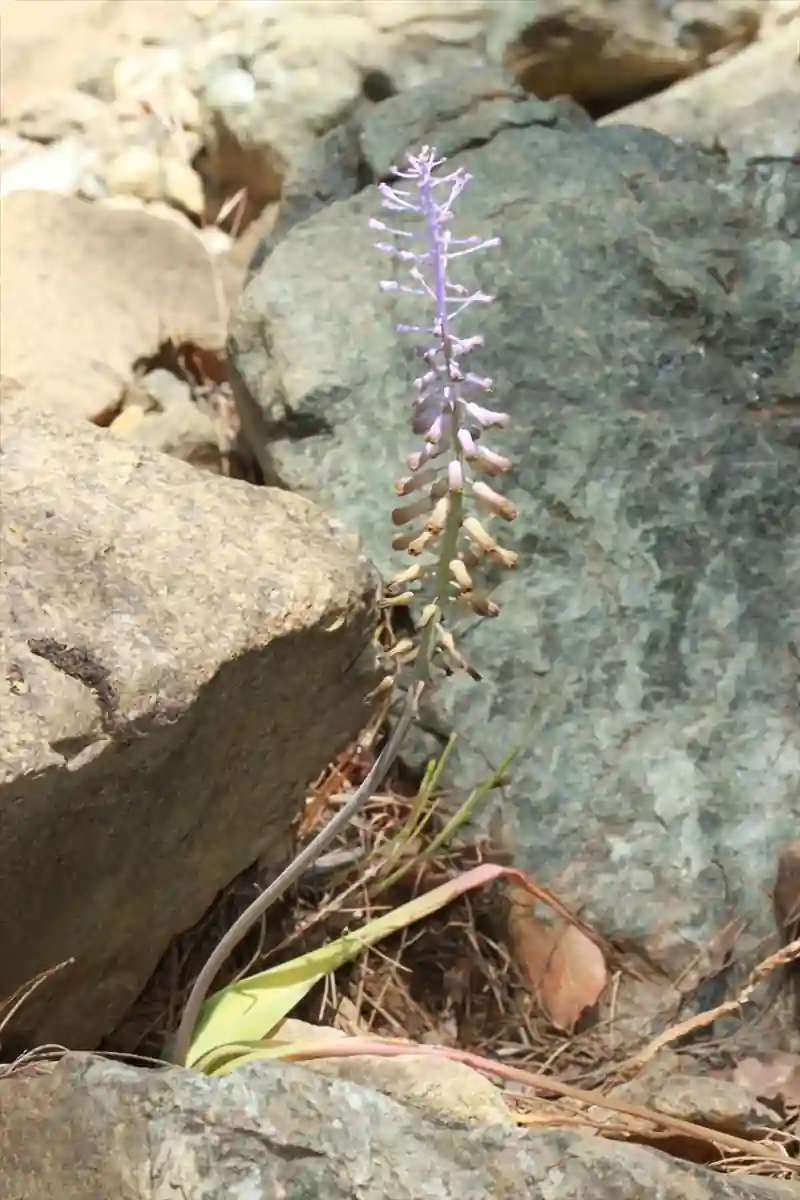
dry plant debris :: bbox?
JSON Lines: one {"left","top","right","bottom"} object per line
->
{"left": 2, "top": 710, "right": 799, "bottom": 1182}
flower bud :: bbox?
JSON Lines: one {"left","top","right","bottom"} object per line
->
{"left": 449, "top": 559, "right": 473, "bottom": 593}
{"left": 473, "top": 481, "right": 517, "bottom": 521}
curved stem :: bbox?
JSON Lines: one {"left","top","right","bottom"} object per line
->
{"left": 171, "top": 685, "right": 420, "bottom": 1068}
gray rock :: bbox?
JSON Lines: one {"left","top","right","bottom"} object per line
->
{"left": 613, "top": 1073, "right": 785, "bottom": 1137}
{"left": 0, "top": 394, "right": 380, "bottom": 1050}
{"left": 192, "top": 0, "right": 766, "bottom": 225}
{"left": 0, "top": 1053, "right": 794, "bottom": 1199}
{"left": 228, "top": 68, "right": 800, "bottom": 974}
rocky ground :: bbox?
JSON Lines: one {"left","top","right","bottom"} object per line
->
{"left": 1, "top": 2, "right": 799, "bottom": 1197}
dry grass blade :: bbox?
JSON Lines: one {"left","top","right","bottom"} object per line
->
{"left": 619, "top": 938, "right": 800, "bottom": 1077}
{"left": 0, "top": 1044, "right": 70, "bottom": 1082}
{"left": 0, "top": 959, "right": 74, "bottom": 1052}
{"left": 268, "top": 1037, "right": 797, "bottom": 1172}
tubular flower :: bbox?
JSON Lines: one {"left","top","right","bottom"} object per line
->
{"left": 371, "top": 145, "right": 517, "bottom": 636}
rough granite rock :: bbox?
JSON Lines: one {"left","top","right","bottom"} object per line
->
{"left": 602, "top": 22, "right": 800, "bottom": 161}
{"left": 609, "top": 1073, "right": 785, "bottom": 1138}
{"left": 0, "top": 394, "right": 380, "bottom": 1050}
{"left": 0, "top": 1053, "right": 795, "bottom": 1200}
{"left": 228, "top": 68, "right": 800, "bottom": 974}
{"left": 108, "top": 367, "right": 224, "bottom": 474}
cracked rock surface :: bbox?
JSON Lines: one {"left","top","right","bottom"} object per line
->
{"left": 0, "top": 394, "right": 380, "bottom": 1049}
{"left": 0, "top": 1053, "right": 796, "bottom": 1200}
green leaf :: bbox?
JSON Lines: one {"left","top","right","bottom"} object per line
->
{"left": 205, "top": 1039, "right": 323, "bottom": 1077}
{"left": 191, "top": 1041, "right": 271, "bottom": 1075}
{"left": 185, "top": 861, "right": 509, "bottom": 1069}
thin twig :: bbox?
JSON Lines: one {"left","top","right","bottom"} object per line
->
{"left": 0, "top": 960, "right": 74, "bottom": 1048}
{"left": 275, "top": 1039, "right": 796, "bottom": 1171}
{"left": 617, "top": 938, "right": 800, "bottom": 1079}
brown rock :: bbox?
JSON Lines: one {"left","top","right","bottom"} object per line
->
{"left": 601, "top": 23, "right": 800, "bottom": 159}
{"left": 109, "top": 367, "right": 223, "bottom": 471}
{"left": 0, "top": 0, "right": 192, "bottom": 114}
{"left": 104, "top": 146, "right": 205, "bottom": 218}
{"left": 271, "top": 1019, "right": 514, "bottom": 1127}
{"left": 496, "top": 0, "right": 763, "bottom": 104}
{"left": 0, "top": 190, "right": 230, "bottom": 424}
{"left": 0, "top": 393, "right": 380, "bottom": 1050}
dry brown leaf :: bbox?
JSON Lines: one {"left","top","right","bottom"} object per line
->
{"left": 541, "top": 922, "right": 608, "bottom": 1032}
{"left": 505, "top": 883, "right": 608, "bottom": 1030}
{"left": 734, "top": 1053, "right": 800, "bottom": 1107}
{"left": 506, "top": 883, "right": 560, "bottom": 984}
{"left": 774, "top": 842, "right": 800, "bottom": 940}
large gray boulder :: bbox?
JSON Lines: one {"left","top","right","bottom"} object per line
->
{"left": 229, "top": 69, "right": 800, "bottom": 973}
{"left": 0, "top": 1053, "right": 794, "bottom": 1199}
{"left": 0, "top": 393, "right": 379, "bottom": 1050}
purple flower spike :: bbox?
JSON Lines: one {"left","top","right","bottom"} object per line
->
{"left": 371, "top": 148, "right": 505, "bottom": 479}
{"left": 373, "top": 146, "right": 517, "bottom": 622}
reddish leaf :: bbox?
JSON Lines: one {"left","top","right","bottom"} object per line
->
{"left": 506, "top": 883, "right": 559, "bottom": 985}
{"left": 540, "top": 922, "right": 608, "bottom": 1032}
{"left": 506, "top": 882, "right": 607, "bottom": 1032}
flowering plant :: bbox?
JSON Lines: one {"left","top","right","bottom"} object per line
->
{"left": 172, "top": 146, "right": 514, "bottom": 1066}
